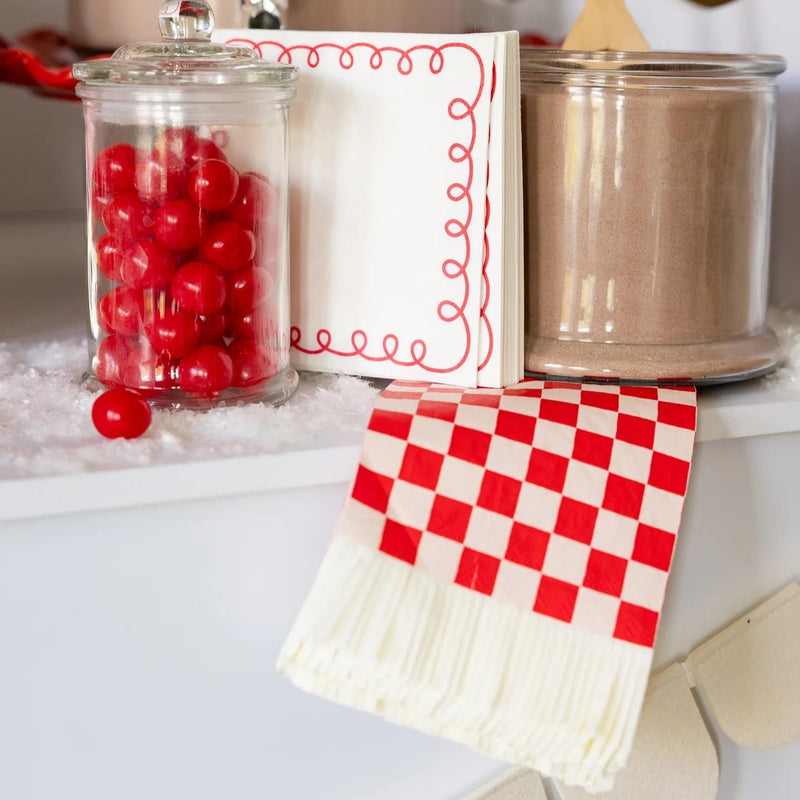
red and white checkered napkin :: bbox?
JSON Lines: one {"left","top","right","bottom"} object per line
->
{"left": 278, "top": 379, "right": 698, "bottom": 792}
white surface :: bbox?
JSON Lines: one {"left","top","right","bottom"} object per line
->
{"left": 0, "top": 485, "right": 507, "bottom": 800}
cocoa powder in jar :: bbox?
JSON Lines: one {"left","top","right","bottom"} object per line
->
{"left": 521, "top": 53, "right": 786, "bottom": 381}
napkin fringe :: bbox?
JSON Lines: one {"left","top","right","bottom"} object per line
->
{"left": 278, "top": 537, "right": 652, "bottom": 792}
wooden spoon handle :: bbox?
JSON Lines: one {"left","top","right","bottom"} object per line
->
{"left": 562, "top": 0, "right": 650, "bottom": 52}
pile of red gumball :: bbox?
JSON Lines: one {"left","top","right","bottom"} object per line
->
{"left": 89, "top": 128, "right": 282, "bottom": 438}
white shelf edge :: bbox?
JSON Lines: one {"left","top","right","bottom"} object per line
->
{"left": 6, "top": 392, "right": 798, "bottom": 524}
{"left": 3, "top": 442, "right": 362, "bottom": 523}
{"left": 696, "top": 398, "right": 800, "bottom": 444}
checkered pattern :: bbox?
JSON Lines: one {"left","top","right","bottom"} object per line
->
{"left": 341, "top": 379, "right": 697, "bottom": 648}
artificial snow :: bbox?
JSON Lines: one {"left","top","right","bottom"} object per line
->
{"left": 765, "top": 306, "right": 800, "bottom": 389}
{"left": 0, "top": 337, "right": 380, "bottom": 480}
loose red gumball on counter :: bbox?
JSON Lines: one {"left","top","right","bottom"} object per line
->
{"left": 92, "top": 387, "right": 152, "bottom": 439}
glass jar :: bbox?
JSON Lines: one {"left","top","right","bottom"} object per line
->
{"left": 72, "top": 0, "right": 298, "bottom": 409}
{"left": 520, "top": 50, "right": 787, "bottom": 383}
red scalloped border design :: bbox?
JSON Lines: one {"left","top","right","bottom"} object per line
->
{"left": 229, "top": 38, "right": 490, "bottom": 375}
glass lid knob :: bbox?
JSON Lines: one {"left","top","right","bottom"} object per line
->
{"left": 158, "top": 0, "right": 215, "bottom": 41}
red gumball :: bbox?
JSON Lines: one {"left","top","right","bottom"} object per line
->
{"left": 178, "top": 344, "right": 233, "bottom": 396}
{"left": 94, "top": 334, "right": 136, "bottom": 386}
{"left": 96, "top": 234, "right": 125, "bottom": 283}
{"left": 102, "top": 192, "right": 154, "bottom": 240}
{"left": 171, "top": 260, "right": 227, "bottom": 315}
{"left": 200, "top": 220, "right": 255, "bottom": 271}
{"left": 92, "top": 387, "right": 152, "bottom": 439}
{"left": 144, "top": 307, "right": 200, "bottom": 359}
{"left": 187, "top": 159, "right": 239, "bottom": 211}
{"left": 230, "top": 340, "right": 275, "bottom": 387}
{"left": 227, "top": 265, "right": 274, "bottom": 313}
{"left": 153, "top": 198, "right": 203, "bottom": 251}
{"left": 163, "top": 129, "right": 225, "bottom": 166}
{"left": 122, "top": 341, "right": 175, "bottom": 394}
{"left": 228, "top": 172, "right": 278, "bottom": 230}
{"left": 98, "top": 286, "right": 143, "bottom": 336}
{"left": 92, "top": 143, "right": 136, "bottom": 196}
{"left": 196, "top": 308, "right": 230, "bottom": 345}
{"left": 134, "top": 147, "right": 186, "bottom": 202}
{"left": 91, "top": 191, "right": 114, "bottom": 222}
{"left": 120, "top": 240, "right": 177, "bottom": 290}
{"left": 229, "top": 308, "right": 256, "bottom": 341}
{"left": 185, "top": 137, "right": 226, "bottom": 166}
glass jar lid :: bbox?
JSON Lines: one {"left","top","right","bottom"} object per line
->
{"left": 520, "top": 49, "right": 786, "bottom": 85}
{"left": 72, "top": 0, "right": 296, "bottom": 87}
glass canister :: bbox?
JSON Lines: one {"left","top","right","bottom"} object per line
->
{"left": 520, "top": 50, "right": 787, "bottom": 383}
{"left": 72, "top": 0, "right": 298, "bottom": 409}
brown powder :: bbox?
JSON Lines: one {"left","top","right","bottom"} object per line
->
{"left": 521, "top": 71, "right": 781, "bottom": 381}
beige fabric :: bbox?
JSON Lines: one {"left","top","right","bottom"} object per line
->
{"left": 686, "top": 583, "right": 800, "bottom": 750}
{"left": 460, "top": 767, "right": 547, "bottom": 800}
{"left": 555, "top": 663, "right": 718, "bottom": 800}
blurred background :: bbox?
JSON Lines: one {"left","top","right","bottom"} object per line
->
{"left": 1, "top": 0, "right": 797, "bottom": 304}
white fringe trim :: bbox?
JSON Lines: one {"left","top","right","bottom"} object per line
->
{"left": 277, "top": 537, "right": 652, "bottom": 793}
